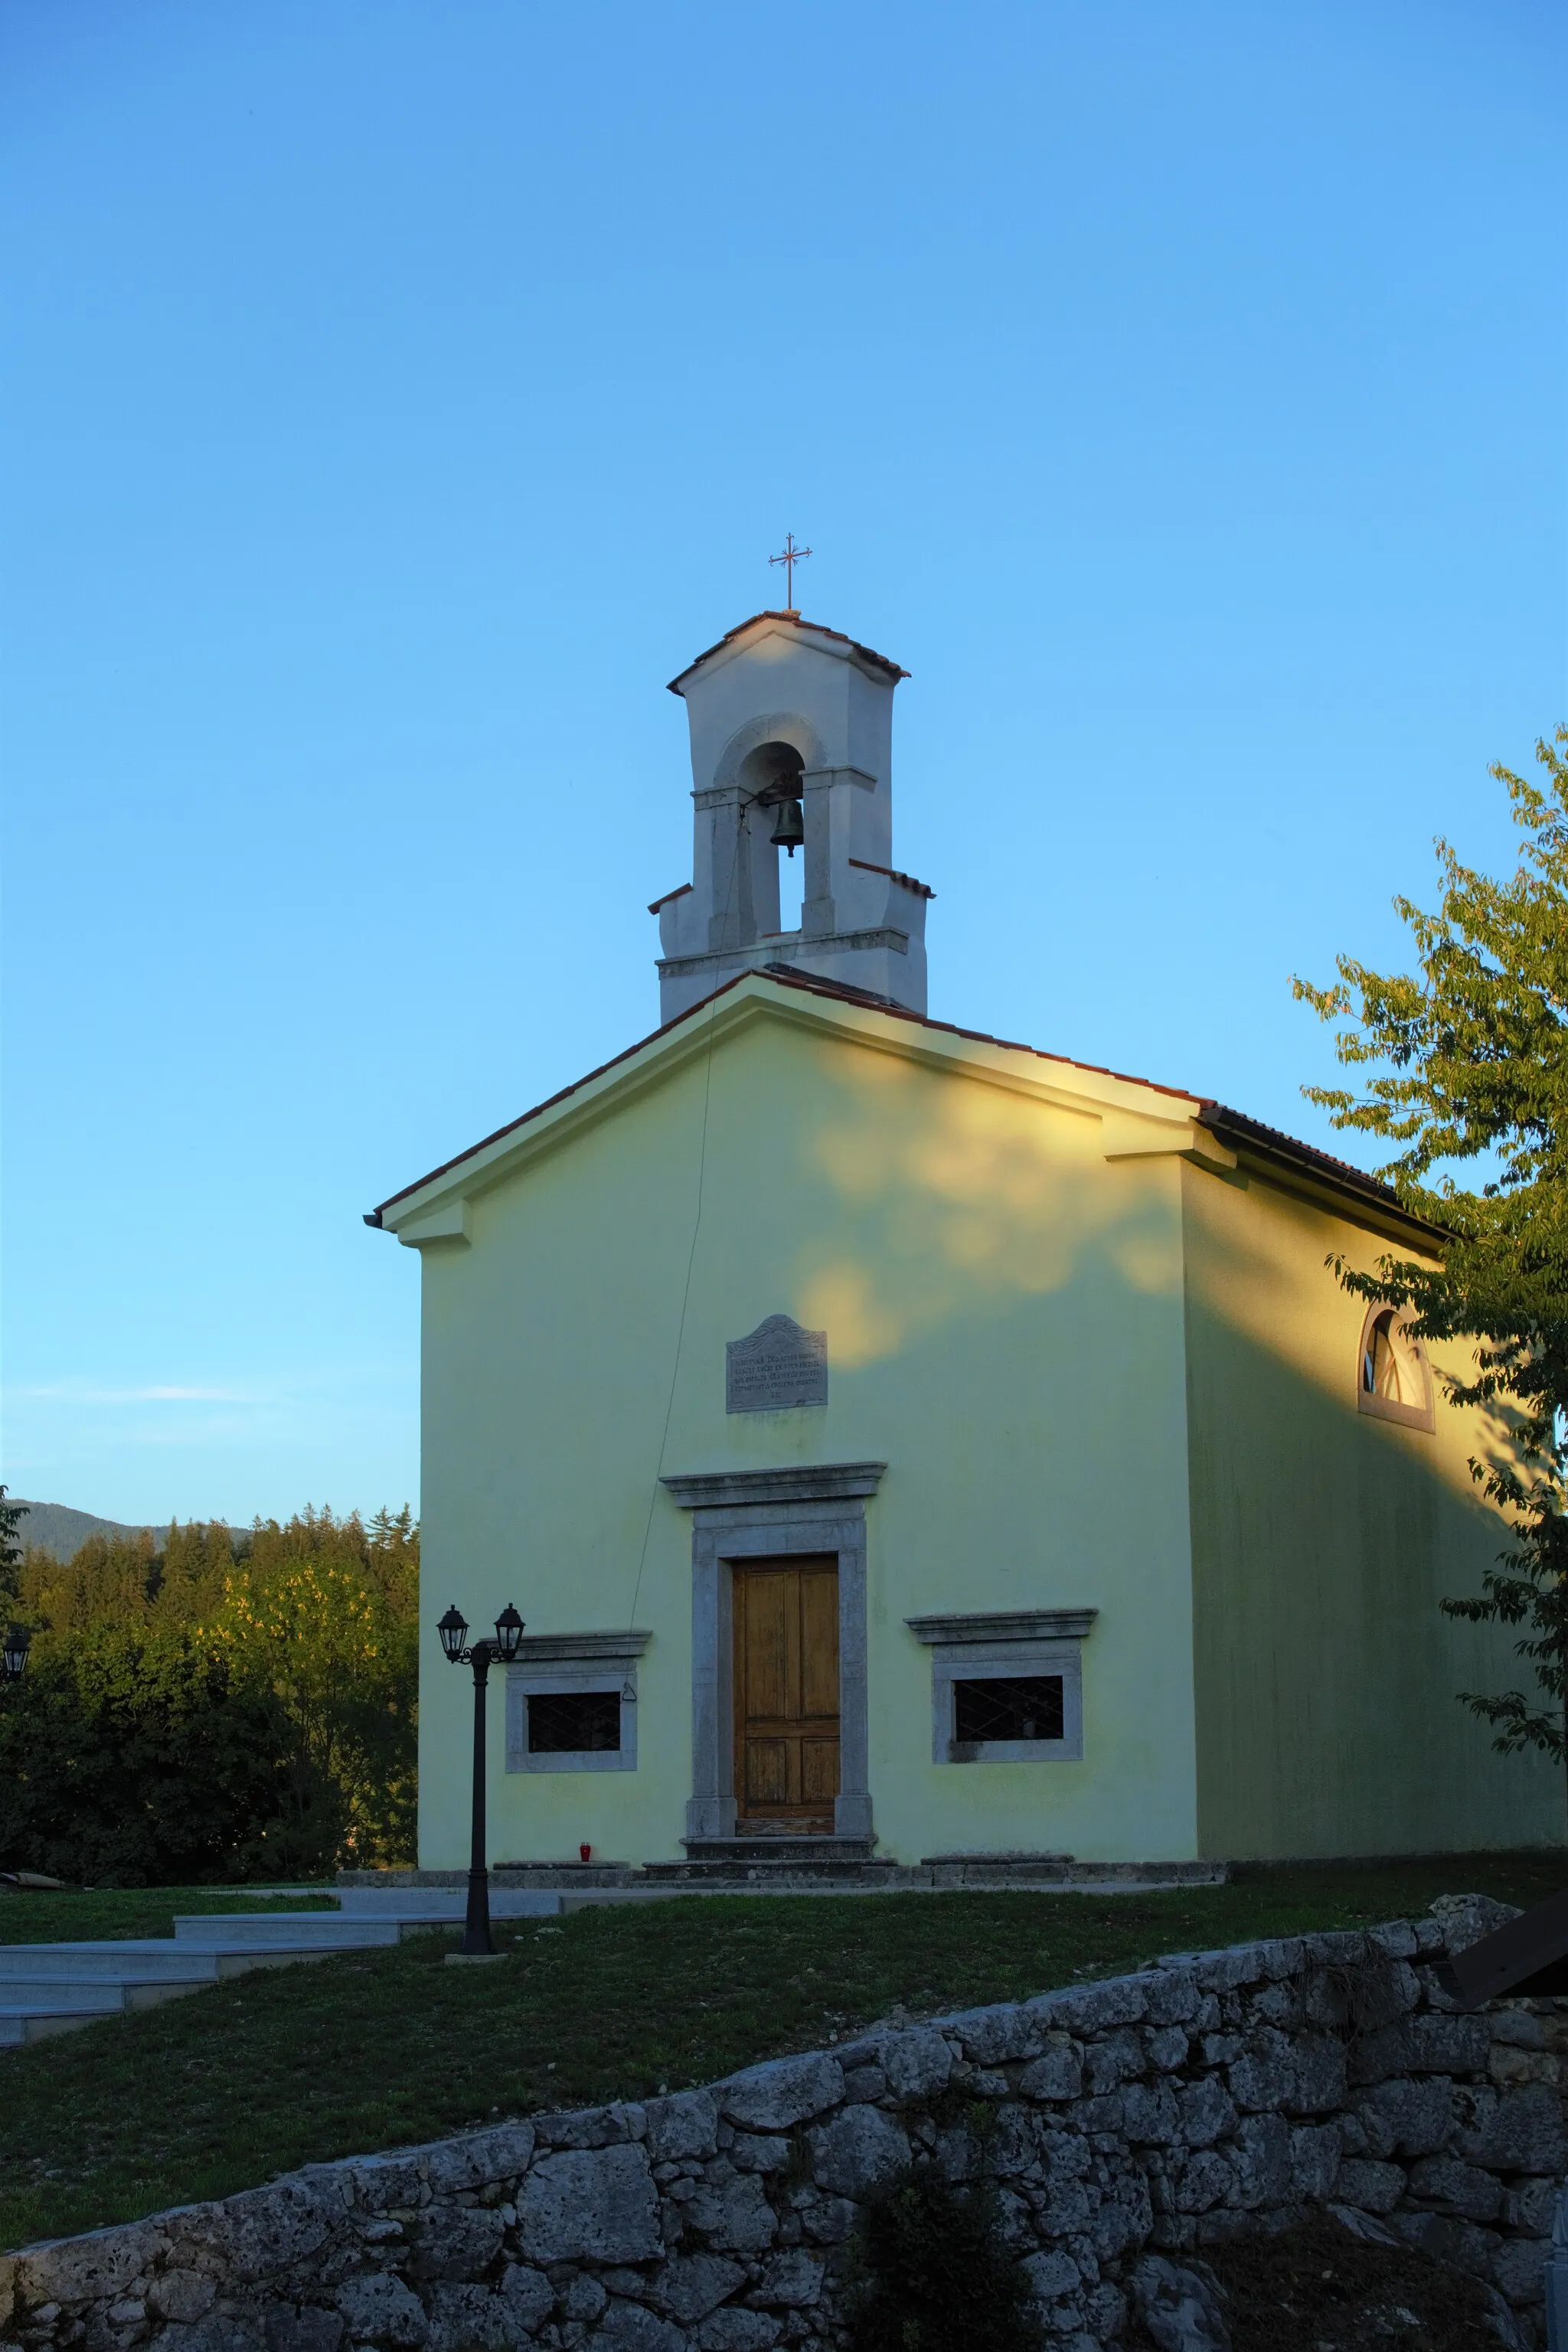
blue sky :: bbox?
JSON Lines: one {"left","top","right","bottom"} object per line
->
{"left": 2, "top": 1, "right": 1563, "bottom": 1527}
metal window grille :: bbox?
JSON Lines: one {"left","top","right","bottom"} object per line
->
{"left": 953, "top": 1674, "right": 1064, "bottom": 1745}
{"left": 527, "top": 1689, "right": 622, "bottom": 1753}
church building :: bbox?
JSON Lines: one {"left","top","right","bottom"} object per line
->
{"left": 370, "top": 606, "right": 1556, "bottom": 1873}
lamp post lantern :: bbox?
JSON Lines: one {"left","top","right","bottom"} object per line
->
{"left": 2, "top": 1625, "right": 30, "bottom": 1684}
{"left": 438, "top": 1602, "right": 524, "bottom": 1956}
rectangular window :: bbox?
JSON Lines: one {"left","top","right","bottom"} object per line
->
{"left": 527, "top": 1689, "right": 622, "bottom": 1754}
{"left": 953, "top": 1674, "right": 1064, "bottom": 1746}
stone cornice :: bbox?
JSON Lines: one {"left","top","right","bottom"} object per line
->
{"left": 906, "top": 1609, "right": 1099, "bottom": 1645}
{"left": 662, "top": 1462, "right": 888, "bottom": 1510}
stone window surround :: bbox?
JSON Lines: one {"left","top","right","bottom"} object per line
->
{"left": 907, "top": 1609, "right": 1097, "bottom": 1766}
{"left": 660, "top": 1462, "right": 886, "bottom": 1841}
{"left": 505, "top": 1631, "right": 652, "bottom": 1775}
{"left": 1356, "top": 1299, "right": 1436, "bottom": 1434}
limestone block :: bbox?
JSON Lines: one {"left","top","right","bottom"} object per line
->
{"left": 341, "top": 2160, "right": 426, "bottom": 2216}
{"left": 1458, "top": 2084, "right": 1568, "bottom": 2175}
{"left": 1227, "top": 2030, "right": 1295, "bottom": 2113}
{"left": 1334, "top": 2160, "right": 1406, "bottom": 2215}
{"left": 1405, "top": 2154, "right": 1503, "bottom": 2222}
{"left": 987, "top": 2107, "right": 1048, "bottom": 2177}
{"left": 149, "top": 2315, "right": 264, "bottom": 2352}
{"left": 797, "top": 2199, "right": 856, "bottom": 2245}
{"left": 17, "top": 2220, "right": 172, "bottom": 2308}
{"left": 408, "top": 2209, "right": 505, "bottom": 2282}
{"left": 1288, "top": 2125, "right": 1341, "bottom": 2201}
{"left": 1085, "top": 2030, "right": 1145, "bottom": 2095}
{"left": 727, "top": 2136, "right": 789, "bottom": 2175}
{"left": 1489, "top": 2044, "right": 1561, "bottom": 2089}
{"left": 1491, "top": 2234, "right": 1553, "bottom": 2308}
{"left": 532, "top": 2107, "right": 645, "bottom": 2153}
{"left": 1231, "top": 2114, "right": 1292, "bottom": 2210}
{"left": 334, "top": 2273, "right": 429, "bottom": 2347}
{"left": 1355, "top": 2076, "right": 1455, "bottom": 2158}
{"left": 1127, "top": 2253, "right": 1230, "bottom": 2352}
{"left": 714, "top": 2058, "right": 843, "bottom": 2135}
{"left": 1175, "top": 2078, "right": 1236, "bottom": 2150}
{"left": 1387, "top": 2209, "right": 1499, "bottom": 2277}
{"left": 149, "top": 2275, "right": 220, "bottom": 2326}
{"left": 1018, "top": 2040, "right": 1083, "bottom": 2102}
{"left": 681, "top": 2175, "right": 776, "bottom": 2254}
{"left": 642, "top": 2096, "right": 720, "bottom": 2164}
{"left": 1145, "top": 2028, "right": 1188, "bottom": 2073}
{"left": 1140, "top": 1971, "right": 1201, "bottom": 2028}
{"left": 1023, "top": 2249, "right": 1080, "bottom": 2303}
{"left": 867, "top": 2028, "right": 952, "bottom": 2102}
{"left": 420, "top": 2128, "right": 537, "bottom": 2192}
{"left": 515, "top": 2148, "right": 662, "bottom": 2265}
{"left": 1367, "top": 1922, "right": 1419, "bottom": 1960}
{"left": 746, "top": 2253, "right": 821, "bottom": 2309}
{"left": 838, "top": 2067, "right": 884, "bottom": 2104}
{"left": 1037, "top": 2180, "right": 1093, "bottom": 2236}
{"left": 1091, "top": 2175, "right": 1153, "bottom": 2261}
{"left": 654, "top": 2257, "right": 745, "bottom": 2324}
{"left": 421, "top": 2282, "right": 530, "bottom": 2352}
{"left": 564, "top": 2277, "right": 608, "bottom": 2323}
{"left": 1285, "top": 2037, "right": 1347, "bottom": 2115}
{"left": 934, "top": 2004, "right": 1037, "bottom": 2063}
{"left": 498, "top": 2269, "right": 554, "bottom": 2332}
{"left": 1030, "top": 1981, "right": 1147, "bottom": 2037}
{"left": 1350, "top": 2013, "right": 1490, "bottom": 2085}
{"left": 1173, "top": 2154, "right": 1233, "bottom": 2216}
{"left": 593, "top": 2301, "right": 691, "bottom": 2352}
{"left": 224, "top": 2184, "right": 351, "bottom": 2285}
{"left": 1491, "top": 2009, "right": 1548, "bottom": 2050}
{"left": 693, "top": 2311, "right": 779, "bottom": 2351}
{"left": 808, "top": 2109, "right": 910, "bottom": 2200}
{"left": 1504, "top": 2176, "right": 1558, "bottom": 2235}
{"left": 261, "top": 2307, "right": 342, "bottom": 2352}
{"left": 1118, "top": 2083, "right": 1181, "bottom": 2145}
{"left": 1083, "top": 2282, "right": 1128, "bottom": 2341}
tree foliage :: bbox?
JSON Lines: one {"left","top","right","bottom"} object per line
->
{"left": 845, "top": 2169, "right": 1043, "bottom": 2352}
{"left": 0, "top": 1507, "right": 418, "bottom": 1882}
{"left": 1295, "top": 726, "right": 1568, "bottom": 1785}
{"left": 0, "top": 1485, "right": 28, "bottom": 1616}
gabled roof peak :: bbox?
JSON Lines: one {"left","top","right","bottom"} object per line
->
{"left": 667, "top": 610, "right": 909, "bottom": 696}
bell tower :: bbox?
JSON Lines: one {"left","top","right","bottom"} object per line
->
{"left": 650, "top": 612, "right": 933, "bottom": 1024}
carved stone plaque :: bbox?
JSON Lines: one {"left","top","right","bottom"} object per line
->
{"left": 726, "top": 1315, "right": 828, "bottom": 1413}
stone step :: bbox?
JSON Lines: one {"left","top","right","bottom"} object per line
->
{"left": 171, "top": 1916, "right": 403, "bottom": 1946}
{"left": 334, "top": 1890, "right": 564, "bottom": 1920}
{"left": 0, "top": 1990, "right": 127, "bottom": 2046}
{"left": 0, "top": 1942, "right": 228, "bottom": 1979}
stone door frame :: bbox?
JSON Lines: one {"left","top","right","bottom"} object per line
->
{"left": 660, "top": 1462, "right": 887, "bottom": 1841}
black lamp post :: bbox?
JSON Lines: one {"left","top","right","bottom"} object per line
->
{"left": 2, "top": 1625, "right": 30, "bottom": 1685}
{"left": 438, "top": 1602, "right": 525, "bottom": 1956}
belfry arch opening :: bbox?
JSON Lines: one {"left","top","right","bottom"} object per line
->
{"left": 739, "top": 740, "right": 807, "bottom": 936}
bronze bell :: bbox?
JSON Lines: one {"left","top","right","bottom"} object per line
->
{"left": 769, "top": 796, "right": 805, "bottom": 857}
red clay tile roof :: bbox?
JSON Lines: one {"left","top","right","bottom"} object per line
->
{"left": 647, "top": 883, "right": 691, "bottom": 914}
{"left": 366, "top": 963, "right": 1421, "bottom": 1233}
{"left": 848, "top": 857, "right": 936, "bottom": 900}
{"left": 668, "top": 611, "right": 909, "bottom": 695}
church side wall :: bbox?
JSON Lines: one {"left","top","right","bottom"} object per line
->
{"left": 1180, "top": 1158, "right": 1560, "bottom": 1860}
{"left": 416, "top": 1013, "right": 1204, "bottom": 1871}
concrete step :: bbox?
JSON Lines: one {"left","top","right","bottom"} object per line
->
{"left": 335, "top": 1889, "right": 564, "bottom": 1920}
{"left": 0, "top": 1990, "right": 127, "bottom": 2046}
{"left": 0, "top": 1942, "right": 228, "bottom": 1979}
{"left": 0, "top": 1972, "right": 205, "bottom": 2014}
{"left": 172, "top": 1916, "right": 402, "bottom": 1947}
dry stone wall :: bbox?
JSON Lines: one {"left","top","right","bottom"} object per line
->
{"left": 1, "top": 1901, "right": 1558, "bottom": 2352}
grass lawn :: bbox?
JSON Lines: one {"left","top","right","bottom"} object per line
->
{"left": 0, "top": 1850, "right": 1561, "bottom": 2255}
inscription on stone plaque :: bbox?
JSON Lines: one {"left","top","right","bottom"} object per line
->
{"left": 726, "top": 1315, "right": 828, "bottom": 1413}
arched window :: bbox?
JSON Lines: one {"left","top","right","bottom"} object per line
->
{"left": 1357, "top": 1303, "right": 1435, "bottom": 1432}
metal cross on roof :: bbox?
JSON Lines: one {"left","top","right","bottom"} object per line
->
{"left": 769, "top": 532, "right": 812, "bottom": 612}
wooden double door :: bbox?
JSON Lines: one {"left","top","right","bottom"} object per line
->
{"left": 733, "top": 1555, "right": 840, "bottom": 1831}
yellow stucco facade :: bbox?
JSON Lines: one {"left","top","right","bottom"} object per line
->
{"left": 378, "top": 972, "right": 1558, "bottom": 1870}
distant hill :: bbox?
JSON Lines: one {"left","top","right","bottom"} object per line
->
{"left": 11, "top": 1501, "right": 176, "bottom": 1559}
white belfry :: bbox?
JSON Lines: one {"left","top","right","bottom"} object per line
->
{"left": 651, "top": 611, "right": 933, "bottom": 1022}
